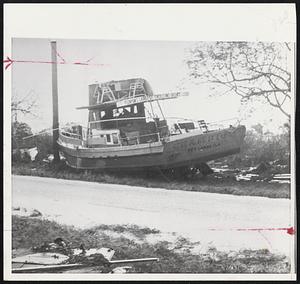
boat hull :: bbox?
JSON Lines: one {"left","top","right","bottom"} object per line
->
{"left": 58, "top": 125, "right": 246, "bottom": 170}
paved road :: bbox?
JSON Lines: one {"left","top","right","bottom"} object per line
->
{"left": 12, "top": 175, "right": 294, "bottom": 257}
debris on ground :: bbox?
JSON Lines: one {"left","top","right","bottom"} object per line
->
{"left": 12, "top": 237, "right": 159, "bottom": 273}
{"left": 196, "top": 163, "right": 214, "bottom": 176}
{"left": 27, "top": 147, "right": 39, "bottom": 161}
{"left": 12, "top": 147, "right": 38, "bottom": 162}
{"left": 43, "top": 154, "right": 54, "bottom": 164}
{"left": 111, "top": 266, "right": 132, "bottom": 274}
{"left": 250, "top": 162, "right": 271, "bottom": 174}
{"left": 269, "top": 174, "right": 291, "bottom": 184}
{"left": 210, "top": 160, "right": 290, "bottom": 184}
{"left": 42, "top": 153, "right": 66, "bottom": 164}
{"left": 12, "top": 207, "right": 42, "bottom": 218}
{"left": 32, "top": 237, "right": 73, "bottom": 255}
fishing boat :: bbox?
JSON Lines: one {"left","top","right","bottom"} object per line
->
{"left": 58, "top": 78, "right": 246, "bottom": 172}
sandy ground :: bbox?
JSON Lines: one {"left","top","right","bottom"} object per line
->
{"left": 12, "top": 175, "right": 294, "bottom": 258}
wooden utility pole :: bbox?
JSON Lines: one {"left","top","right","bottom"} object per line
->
{"left": 51, "top": 41, "right": 60, "bottom": 162}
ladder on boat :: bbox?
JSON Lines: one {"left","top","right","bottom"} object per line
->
{"left": 198, "top": 120, "right": 209, "bottom": 133}
{"left": 97, "top": 85, "right": 115, "bottom": 103}
{"left": 129, "top": 80, "right": 145, "bottom": 98}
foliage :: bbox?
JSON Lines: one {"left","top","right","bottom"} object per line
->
{"left": 11, "top": 121, "right": 54, "bottom": 162}
{"left": 224, "top": 122, "right": 290, "bottom": 169}
{"left": 34, "top": 133, "right": 54, "bottom": 161}
{"left": 12, "top": 216, "right": 290, "bottom": 273}
{"left": 11, "top": 121, "right": 33, "bottom": 149}
{"left": 11, "top": 90, "right": 38, "bottom": 121}
{"left": 186, "top": 42, "right": 292, "bottom": 118}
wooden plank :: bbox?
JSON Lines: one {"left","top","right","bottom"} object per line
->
{"left": 12, "top": 252, "right": 69, "bottom": 265}
{"left": 12, "top": 258, "right": 159, "bottom": 273}
{"left": 109, "top": 257, "right": 159, "bottom": 264}
{"left": 72, "top": 247, "right": 115, "bottom": 261}
{"left": 12, "top": 263, "right": 84, "bottom": 273}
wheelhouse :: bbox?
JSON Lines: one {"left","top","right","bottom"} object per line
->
{"left": 60, "top": 78, "right": 189, "bottom": 148}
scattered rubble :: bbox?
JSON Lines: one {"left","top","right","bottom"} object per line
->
{"left": 12, "top": 237, "right": 159, "bottom": 273}
{"left": 12, "top": 147, "right": 38, "bottom": 162}
{"left": 211, "top": 161, "right": 290, "bottom": 184}
{"left": 43, "top": 154, "right": 54, "bottom": 164}
{"left": 42, "top": 153, "right": 65, "bottom": 163}
{"left": 12, "top": 207, "right": 42, "bottom": 218}
{"left": 27, "top": 147, "right": 39, "bottom": 161}
{"left": 269, "top": 174, "right": 291, "bottom": 184}
{"left": 111, "top": 266, "right": 132, "bottom": 274}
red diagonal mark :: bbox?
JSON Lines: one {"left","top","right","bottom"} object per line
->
{"left": 258, "top": 230, "right": 273, "bottom": 249}
{"left": 3, "top": 56, "right": 13, "bottom": 69}
{"left": 3, "top": 56, "right": 110, "bottom": 70}
{"left": 209, "top": 226, "right": 295, "bottom": 235}
{"left": 287, "top": 227, "right": 295, "bottom": 235}
{"left": 5, "top": 61, "right": 13, "bottom": 70}
{"left": 73, "top": 62, "right": 88, "bottom": 65}
{"left": 55, "top": 51, "right": 66, "bottom": 63}
{"left": 85, "top": 56, "right": 95, "bottom": 63}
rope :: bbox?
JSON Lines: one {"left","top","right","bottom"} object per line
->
{"left": 22, "top": 127, "right": 60, "bottom": 140}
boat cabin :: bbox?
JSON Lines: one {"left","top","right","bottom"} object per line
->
{"left": 61, "top": 78, "right": 190, "bottom": 148}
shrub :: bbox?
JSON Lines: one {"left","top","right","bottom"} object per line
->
{"left": 220, "top": 123, "right": 290, "bottom": 169}
{"left": 11, "top": 121, "right": 33, "bottom": 149}
{"left": 34, "top": 133, "right": 53, "bottom": 161}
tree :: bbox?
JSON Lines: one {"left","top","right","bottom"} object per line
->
{"left": 251, "top": 123, "right": 264, "bottom": 136}
{"left": 11, "top": 121, "right": 33, "bottom": 149}
{"left": 186, "top": 42, "right": 292, "bottom": 119}
{"left": 11, "top": 90, "right": 38, "bottom": 122}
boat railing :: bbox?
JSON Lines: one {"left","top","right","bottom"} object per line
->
{"left": 88, "top": 132, "right": 162, "bottom": 146}
{"left": 60, "top": 131, "right": 82, "bottom": 139}
{"left": 89, "top": 117, "right": 148, "bottom": 125}
{"left": 59, "top": 131, "right": 83, "bottom": 146}
{"left": 121, "top": 132, "right": 162, "bottom": 145}
{"left": 206, "top": 118, "right": 240, "bottom": 131}
{"left": 166, "top": 117, "right": 240, "bottom": 133}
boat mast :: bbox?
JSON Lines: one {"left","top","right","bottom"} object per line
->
{"left": 51, "top": 41, "right": 60, "bottom": 162}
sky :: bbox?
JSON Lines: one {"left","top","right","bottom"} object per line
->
{"left": 11, "top": 38, "right": 291, "bottom": 133}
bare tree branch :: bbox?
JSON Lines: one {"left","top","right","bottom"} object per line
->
{"left": 285, "top": 42, "right": 291, "bottom": 51}
{"left": 11, "top": 90, "right": 38, "bottom": 120}
{"left": 186, "top": 41, "right": 292, "bottom": 119}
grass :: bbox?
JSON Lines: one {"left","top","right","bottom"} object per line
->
{"left": 12, "top": 161, "right": 290, "bottom": 199}
{"left": 12, "top": 215, "right": 290, "bottom": 273}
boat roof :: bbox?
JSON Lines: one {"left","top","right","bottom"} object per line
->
{"left": 77, "top": 78, "right": 188, "bottom": 111}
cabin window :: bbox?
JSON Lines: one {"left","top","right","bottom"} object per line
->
{"left": 94, "top": 87, "right": 100, "bottom": 97}
{"left": 113, "top": 109, "right": 119, "bottom": 117}
{"left": 115, "top": 82, "right": 121, "bottom": 91}
{"left": 133, "top": 105, "right": 138, "bottom": 114}
{"left": 93, "top": 112, "right": 97, "bottom": 121}
{"left": 106, "top": 134, "right": 111, "bottom": 143}
{"left": 112, "top": 133, "right": 119, "bottom": 144}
